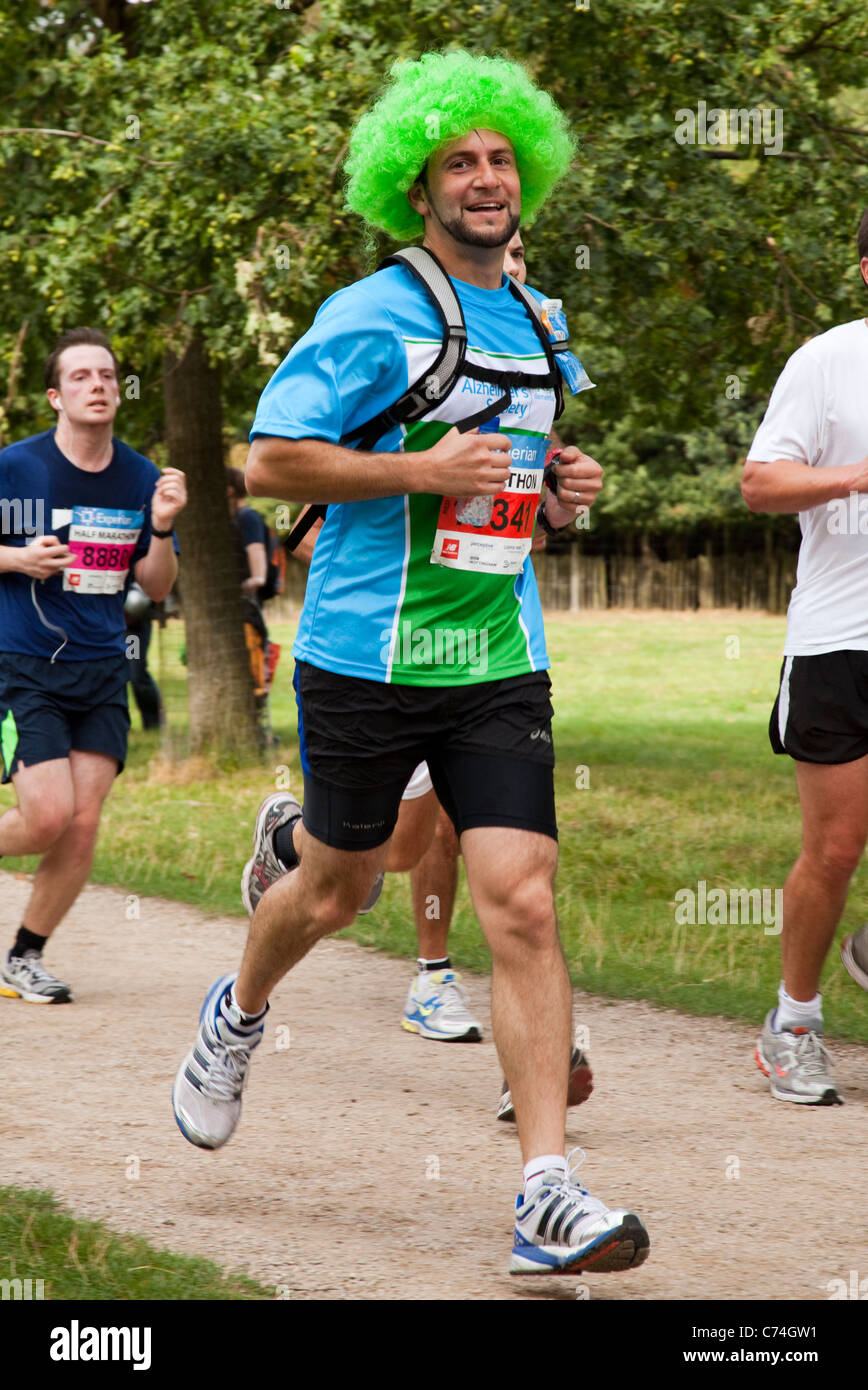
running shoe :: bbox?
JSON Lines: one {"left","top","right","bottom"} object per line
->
{"left": 172, "top": 974, "right": 264, "bottom": 1150}
{"left": 497, "top": 1045, "right": 593, "bottom": 1122}
{"left": 510, "top": 1147, "right": 650, "bottom": 1275}
{"left": 841, "top": 925, "right": 868, "bottom": 992}
{"left": 0, "top": 950, "right": 72, "bottom": 1004}
{"left": 240, "top": 793, "right": 301, "bottom": 916}
{"left": 240, "top": 793, "right": 383, "bottom": 917}
{"left": 755, "top": 1009, "right": 842, "bottom": 1105}
{"left": 401, "top": 969, "right": 482, "bottom": 1041}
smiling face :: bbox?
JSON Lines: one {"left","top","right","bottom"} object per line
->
{"left": 47, "top": 345, "right": 119, "bottom": 427}
{"left": 409, "top": 128, "right": 521, "bottom": 251}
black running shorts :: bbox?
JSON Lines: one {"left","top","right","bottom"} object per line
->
{"left": 293, "top": 660, "right": 557, "bottom": 849}
{"left": 0, "top": 651, "right": 130, "bottom": 783}
{"left": 770, "top": 651, "right": 868, "bottom": 764}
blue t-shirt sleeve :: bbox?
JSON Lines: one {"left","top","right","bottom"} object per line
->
{"left": 249, "top": 283, "right": 409, "bottom": 445}
{"left": 131, "top": 461, "right": 181, "bottom": 565}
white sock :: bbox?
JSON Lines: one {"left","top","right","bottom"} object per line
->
{"left": 523, "top": 1154, "right": 566, "bottom": 1200}
{"left": 774, "top": 984, "right": 822, "bottom": 1032}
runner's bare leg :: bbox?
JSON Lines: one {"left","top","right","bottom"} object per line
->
{"left": 411, "top": 805, "right": 459, "bottom": 960}
{"left": 461, "top": 824, "right": 570, "bottom": 1161}
{"left": 781, "top": 756, "right": 868, "bottom": 999}
{"left": 234, "top": 827, "right": 389, "bottom": 1015}
{"left": 17, "top": 751, "right": 118, "bottom": 936}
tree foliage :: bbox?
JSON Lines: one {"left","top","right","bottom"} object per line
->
{"left": 1, "top": 0, "right": 867, "bottom": 563}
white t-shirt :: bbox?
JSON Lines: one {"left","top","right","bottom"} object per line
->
{"left": 747, "top": 318, "right": 868, "bottom": 654}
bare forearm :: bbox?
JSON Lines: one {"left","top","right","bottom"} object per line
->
{"left": 288, "top": 507, "right": 323, "bottom": 567}
{"left": 135, "top": 542, "right": 178, "bottom": 602}
{"left": 246, "top": 436, "right": 425, "bottom": 503}
{"left": 742, "top": 458, "right": 861, "bottom": 514}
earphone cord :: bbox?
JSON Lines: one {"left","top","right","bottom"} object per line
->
{"left": 30, "top": 579, "right": 69, "bottom": 663}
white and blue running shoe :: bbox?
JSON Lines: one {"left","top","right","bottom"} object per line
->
{"left": 401, "top": 969, "right": 482, "bottom": 1041}
{"left": 172, "top": 974, "right": 264, "bottom": 1150}
{"left": 510, "top": 1148, "right": 650, "bottom": 1275}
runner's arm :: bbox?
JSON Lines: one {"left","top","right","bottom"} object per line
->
{"left": 246, "top": 437, "right": 423, "bottom": 502}
{"left": 242, "top": 540, "right": 267, "bottom": 594}
{"left": 287, "top": 505, "right": 323, "bottom": 567}
{"left": 135, "top": 467, "right": 185, "bottom": 601}
{"left": 0, "top": 536, "right": 71, "bottom": 578}
{"left": 134, "top": 539, "right": 178, "bottom": 603}
{"left": 246, "top": 430, "right": 511, "bottom": 504}
{"left": 741, "top": 456, "right": 868, "bottom": 513}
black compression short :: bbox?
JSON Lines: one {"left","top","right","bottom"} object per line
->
{"left": 293, "top": 660, "right": 557, "bottom": 849}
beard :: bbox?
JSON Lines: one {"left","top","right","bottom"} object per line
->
{"left": 429, "top": 197, "right": 521, "bottom": 249}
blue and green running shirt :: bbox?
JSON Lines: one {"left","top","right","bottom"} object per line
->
{"left": 250, "top": 262, "right": 588, "bottom": 685}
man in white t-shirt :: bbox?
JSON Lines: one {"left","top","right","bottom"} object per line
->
{"left": 741, "top": 210, "right": 868, "bottom": 1104}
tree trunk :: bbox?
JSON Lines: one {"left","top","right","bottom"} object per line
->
{"left": 163, "top": 331, "right": 260, "bottom": 759}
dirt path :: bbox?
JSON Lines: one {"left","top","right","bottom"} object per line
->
{"left": 2, "top": 871, "right": 866, "bottom": 1301}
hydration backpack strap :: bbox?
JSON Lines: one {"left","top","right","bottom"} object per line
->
{"left": 505, "top": 275, "right": 566, "bottom": 419}
{"left": 341, "top": 246, "right": 468, "bottom": 451}
{"left": 286, "top": 502, "right": 326, "bottom": 553}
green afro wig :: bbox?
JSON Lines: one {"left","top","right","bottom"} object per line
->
{"left": 344, "top": 50, "right": 576, "bottom": 241}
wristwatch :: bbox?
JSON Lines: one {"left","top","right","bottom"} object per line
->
{"left": 151, "top": 526, "right": 173, "bottom": 538}
{"left": 535, "top": 498, "right": 560, "bottom": 538}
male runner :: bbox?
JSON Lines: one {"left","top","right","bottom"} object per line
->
{"left": 173, "top": 51, "right": 649, "bottom": 1276}
{"left": 0, "top": 327, "right": 185, "bottom": 1002}
{"left": 742, "top": 209, "right": 868, "bottom": 1102}
{"left": 248, "top": 231, "right": 594, "bottom": 1081}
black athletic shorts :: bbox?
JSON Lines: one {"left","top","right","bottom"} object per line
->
{"left": 0, "top": 651, "right": 130, "bottom": 783}
{"left": 293, "top": 660, "right": 557, "bottom": 849}
{"left": 770, "top": 651, "right": 868, "bottom": 764}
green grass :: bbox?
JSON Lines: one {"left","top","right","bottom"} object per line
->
{"left": 0, "top": 1186, "right": 273, "bottom": 1300}
{"left": 3, "top": 609, "right": 868, "bottom": 1043}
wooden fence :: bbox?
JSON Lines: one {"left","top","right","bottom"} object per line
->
{"left": 533, "top": 546, "right": 797, "bottom": 613}
{"left": 276, "top": 544, "right": 798, "bottom": 615}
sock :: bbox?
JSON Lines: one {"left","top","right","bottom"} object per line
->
{"left": 223, "top": 982, "right": 268, "bottom": 1033}
{"left": 774, "top": 984, "right": 822, "bottom": 1032}
{"left": 523, "top": 1154, "right": 566, "bottom": 1200}
{"left": 272, "top": 815, "right": 301, "bottom": 872}
{"left": 13, "top": 926, "right": 48, "bottom": 958}
{"left": 417, "top": 957, "right": 451, "bottom": 972}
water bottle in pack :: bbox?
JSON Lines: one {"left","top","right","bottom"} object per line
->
{"left": 455, "top": 416, "right": 504, "bottom": 527}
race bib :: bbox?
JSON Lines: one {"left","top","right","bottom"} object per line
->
{"left": 431, "top": 435, "right": 545, "bottom": 575}
{"left": 62, "top": 505, "right": 143, "bottom": 594}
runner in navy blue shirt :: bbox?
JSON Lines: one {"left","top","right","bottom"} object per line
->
{"left": 0, "top": 328, "right": 186, "bottom": 1004}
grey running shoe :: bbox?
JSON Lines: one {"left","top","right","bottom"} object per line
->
{"left": 172, "top": 973, "right": 264, "bottom": 1150}
{"left": 497, "top": 1045, "right": 593, "bottom": 1122}
{"left": 0, "top": 950, "right": 72, "bottom": 1004}
{"left": 755, "top": 1009, "right": 842, "bottom": 1105}
{"left": 401, "top": 968, "right": 482, "bottom": 1041}
{"left": 510, "top": 1146, "right": 650, "bottom": 1275}
{"left": 841, "top": 925, "right": 868, "bottom": 992}
{"left": 240, "top": 793, "right": 301, "bottom": 916}
{"left": 241, "top": 793, "right": 384, "bottom": 918}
